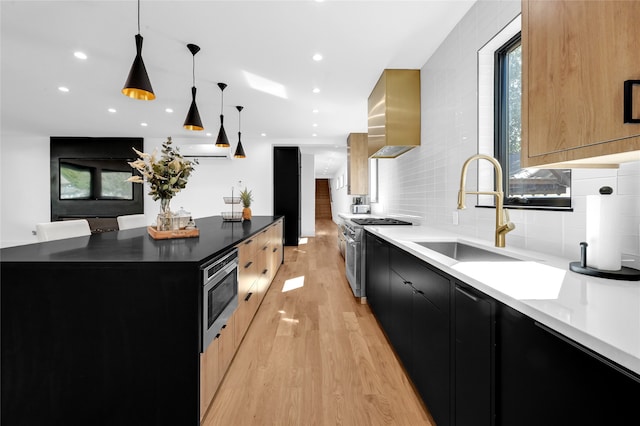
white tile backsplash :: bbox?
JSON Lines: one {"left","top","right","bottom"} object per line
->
{"left": 375, "top": 0, "right": 640, "bottom": 260}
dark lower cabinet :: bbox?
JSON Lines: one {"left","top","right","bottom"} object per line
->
{"left": 412, "top": 290, "right": 450, "bottom": 426}
{"left": 389, "top": 246, "right": 451, "bottom": 426}
{"left": 389, "top": 267, "right": 414, "bottom": 370}
{"left": 365, "top": 234, "right": 390, "bottom": 330}
{"left": 454, "top": 284, "right": 493, "bottom": 426}
{"left": 497, "top": 304, "right": 640, "bottom": 426}
{"left": 364, "top": 233, "right": 640, "bottom": 426}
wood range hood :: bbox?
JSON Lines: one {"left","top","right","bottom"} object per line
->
{"left": 367, "top": 69, "right": 421, "bottom": 158}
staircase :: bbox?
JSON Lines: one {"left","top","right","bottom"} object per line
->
{"left": 315, "top": 179, "right": 332, "bottom": 219}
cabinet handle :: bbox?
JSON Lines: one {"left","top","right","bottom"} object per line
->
{"left": 533, "top": 321, "right": 640, "bottom": 384}
{"left": 403, "top": 280, "right": 412, "bottom": 286}
{"left": 244, "top": 261, "right": 253, "bottom": 269}
{"left": 215, "top": 333, "right": 221, "bottom": 339}
{"left": 262, "top": 269, "right": 268, "bottom": 275}
{"left": 262, "top": 246, "right": 268, "bottom": 251}
{"left": 272, "top": 248, "right": 277, "bottom": 253}
{"left": 244, "top": 292, "right": 253, "bottom": 302}
{"left": 244, "top": 239, "right": 253, "bottom": 245}
{"left": 221, "top": 324, "right": 226, "bottom": 329}
{"left": 624, "top": 80, "right": 640, "bottom": 123}
{"left": 455, "top": 286, "right": 479, "bottom": 302}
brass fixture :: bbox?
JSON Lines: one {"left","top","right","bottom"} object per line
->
{"left": 367, "top": 69, "right": 420, "bottom": 158}
{"left": 457, "top": 154, "right": 515, "bottom": 248}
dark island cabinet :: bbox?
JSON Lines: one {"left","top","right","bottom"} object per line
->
{"left": 0, "top": 215, "right": 284, "bottom": 426}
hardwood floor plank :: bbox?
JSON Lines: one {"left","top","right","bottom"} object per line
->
{"left": 203, "top": 219, "right": 433, "bottom": 426}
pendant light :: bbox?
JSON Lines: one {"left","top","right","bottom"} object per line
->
{"left": 122, "top": 0, "right": 155, "bottom": 100}
{"left": 234, "top": 106, "right": 246, "bottom": 158}
{"left": 215, "top": 83, "right": 230, "bottom": 147}
{"left": 183, "top": 44, "right": 203, "bottom": 131}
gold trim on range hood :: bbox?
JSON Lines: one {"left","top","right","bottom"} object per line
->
{"left": 367, "top": 69, "right": 421, "bottom": 158}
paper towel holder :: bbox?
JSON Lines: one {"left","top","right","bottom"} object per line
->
{"left": 569, "top": 242, "right": 640, "bottom": 281}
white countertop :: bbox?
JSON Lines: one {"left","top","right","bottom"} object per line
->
{"left": 364, "top": 225, "right": 640, "bottom": 377}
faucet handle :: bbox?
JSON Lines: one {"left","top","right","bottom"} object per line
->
{"left": 502, "top": 209, "right": 515, "bottom": 231}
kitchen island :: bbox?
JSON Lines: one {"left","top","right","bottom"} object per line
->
{"left": 1, "top": 216, "right": 283, "bottom": 426}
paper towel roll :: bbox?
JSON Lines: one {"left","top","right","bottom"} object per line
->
{"left": 586, "top": 187, "right": 621, "bottom": 271}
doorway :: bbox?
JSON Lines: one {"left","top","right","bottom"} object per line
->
{"left": 315, "top": 179, "right": 331, "bottom": 219}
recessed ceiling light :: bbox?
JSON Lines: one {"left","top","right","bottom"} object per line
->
{"left": 312, "top": 133, "right": 317, "bottom": 137}
{"left": 312, "top": 123, "right": 318, "bottom": 127}
{"left": 140, "top": 122, "right": 148, "bottom": 127}
{"left": 312, "top": 53, "right": 323, "bottom": 61}
{"left": 58, "top": 86, "right": 69, "bottom": 92}
{"left": 206, "top": 132, "right": 212, "bottom": 137}
{"left": 312, "top": 88, "right": 320, "bottom": 94}
{"left": 74, "top": 51, "right": 87, "bottom": 60}
{"left": 107, "top": 108, "right": 116, "bottom": 113}
{"left": 165, "top": 108, "right": 174, "bottom": 113}
{"left": 261, "top": 133, "right": 267, "bottom": 137}
{"left": 313, "top": 109, "right": 319, "bottom": 113}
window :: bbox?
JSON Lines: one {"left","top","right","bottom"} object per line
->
{"left": 59, "top": 159, "right": 134, "bottom": 200}
{"left": 495, "top": 33, "right": 571, "bottom": 209}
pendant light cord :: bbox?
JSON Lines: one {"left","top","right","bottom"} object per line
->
{"left": 220, "top": 90, "right": 224, "bottom": 117}
{"left": 192, "top": 55, "right": 195, "bottom": 86}
{"left": 137, "top": 0, "right": 141, "bottom": 34}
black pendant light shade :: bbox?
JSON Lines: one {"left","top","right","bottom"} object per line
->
{"left": 183, "top": 44, "right": 203, "bottom": 131}
{"left": 122, "top": 1, "right": 155, "bottom": 100}
{"left": 215, "top": 83, "right": 230, "bottom": 147}
{"left": 234, "top": 106, "right": 246, "bottom": 158}
{"left": 122, "top": 35, "right": 155, "bottom": 100}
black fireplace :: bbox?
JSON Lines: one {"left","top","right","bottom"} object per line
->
{"left": 50, "top": 137, "right": 144, "bottom": 228}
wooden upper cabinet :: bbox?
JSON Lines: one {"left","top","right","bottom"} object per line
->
{"left": 522, "top": 0, "right": 640, "bottom": 168}
{"left": 347, "top": 133, "right": 369, "bottom": 195}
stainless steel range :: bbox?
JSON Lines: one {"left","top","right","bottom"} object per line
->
{"left": 343, "top": 217, "right": 412, "bottom": 299}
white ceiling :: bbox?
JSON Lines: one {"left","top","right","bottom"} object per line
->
{"left": 1, "top": 0, "right": 475, "bottom": 177}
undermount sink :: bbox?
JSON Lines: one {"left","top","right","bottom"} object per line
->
{"left": 415, "top": 241, "right": 521, "bottom": 262}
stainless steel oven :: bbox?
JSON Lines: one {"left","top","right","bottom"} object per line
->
{"left": 201, "top": 249, "right": 238, "bottom": 352}
{"left": 344, "top": 221, "right": 364, "bottom": 298}
{"left": 344, "top": 217, "right": 413, "bottom": 299}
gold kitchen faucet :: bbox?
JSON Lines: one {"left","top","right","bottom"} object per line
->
{"left": 458, "top": 154, "right": 515, "bottom": 248}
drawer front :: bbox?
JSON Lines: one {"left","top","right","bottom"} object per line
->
{"left": 390, "top": 247, "right": 450, "bottom": 312}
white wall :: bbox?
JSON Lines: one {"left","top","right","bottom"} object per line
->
{"left": 301, "top": 153, "right": 316, "bottom": 237}
{"left": 0, "top": 136, "right": 52, "bottom": 247}
{"left": 375, "top": 0, "right": 640, "bottom": 261}
{"left": 0, "top": 135, "right": 284, "bottom": 247}
{"left": 330, "top": 159, "right": 351, "bottom": 223}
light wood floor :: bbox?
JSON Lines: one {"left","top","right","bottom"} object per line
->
{"left": 203, "top": 219, "right": 434, "bottom": 426}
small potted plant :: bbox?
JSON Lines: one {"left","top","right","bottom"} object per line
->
{"left": 239, "top": 187, "right": 253, "bottom": 220}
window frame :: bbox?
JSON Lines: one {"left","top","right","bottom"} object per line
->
{"left": 494, "top": 33, "right": 572, "bottom": 210}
